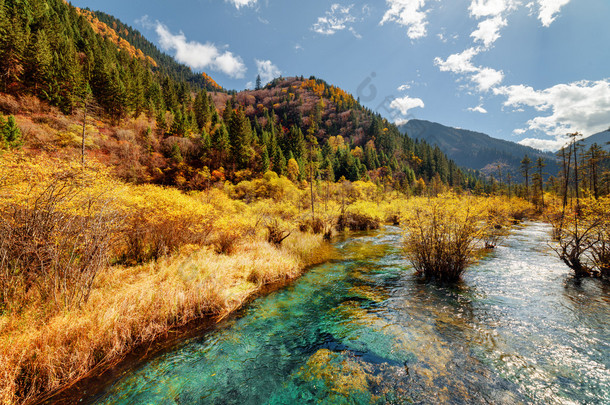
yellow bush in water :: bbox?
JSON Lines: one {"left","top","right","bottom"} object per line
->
{"left": 546, "top": 196, "right": 610, "bottom": 277}
{"left": 402, "top": 194, "right": 492, "bottom": 282}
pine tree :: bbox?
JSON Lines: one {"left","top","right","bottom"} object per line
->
{"left": 0, "top": 11, "right": 28, "bottom": 92}
{"left": 211, "top": 124, "right": 230, "bottom": 168}
{"left": 194, "top": 89, "right": 210, "bottom": 130}
{"left": 535, "top": 157, "right": 546, "bottom": 208}
{"left": 255, "top": 74, "right": 262, "bottom": 90}
{"left": 0, "top": 115, "right": 22, "bottom": 149}
{"left": 170, "top": 141, "right": 183, "bottom": 163}
{"left": 25, "top": 29, "right": 53, "bottom": 98}
{"left": 200, "top": 128, "right": 212, "bottom": 151}
{"left": 0, "top": 115, "right": 5, "bottom": 148}
{"left": 261, "top": 145, "right": 270, "bottom": 173}
{"left": 229, "top": 108, "right": 254, "bottom": 169}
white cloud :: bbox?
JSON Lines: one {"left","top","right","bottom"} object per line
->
{"left": 435, "top": 48, "right": 504, "bottom": 92}
{"left": 469, "top": 0, "right": 517, "bottom": 18}
{"left": 389, "top": 95, "right": 425, "bottom": 116}
{"left": 255, "top": 59, "right": 281, "bottom": 84}
{"left": 154, "top": 22, "right": 246, "bottom": 78}
{"left": 225, "top": 0, "right": 257, "bottom": 9}
{"left": 397, "top": 83, "right": 411, "bottom": 91}
{"left": 537, "top": 0, "right": 571, "bottom": 27}
{"left": 494, "top": 79, "right": 610, "bottom": 140}
{"left": 472, "top": 67, "right": 504, "bottom": 91}
{"left": 434, "top": 47, "right": 480, "bottom": 74}
{"left": 380, "top": 0, "right": 430, "bottom": 39}
{"left": 513, "top": 128, "right": 527, "bottom": 135}
{"left": 518, "top": 137, "right": 568, "bottom": 151}
{"left": 468, "top": 105, "right": 488, "bottom": 113}
{"left": 470, "top": 16, "right": 507, "bottom": 47}
{"left": 312, "top": 4, "right": 361, "bottom": 37}
{"left": 349, "top": 27, "right": 362, "bottom": 39}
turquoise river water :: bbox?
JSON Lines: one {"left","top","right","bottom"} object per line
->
{"left": 89, "top": 222, "right": 609, "bottom": 404}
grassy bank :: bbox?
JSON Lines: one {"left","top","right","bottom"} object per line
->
{"left": 0, "top": 151, "right": 538, "bottom": 404}
{"left": 0, "top": 236, "right": 330, "bottom": 405}
{"left": 0, "top": 152, "right": 334, "bottom": 404}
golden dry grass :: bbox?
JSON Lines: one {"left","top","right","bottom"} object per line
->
{"left": 0, "top": 151, "right": 334, "bottom": 405}
{"left": 0, "top": 151, "right": 536, "bottom": 404}
{"left": 0, "top": 233, "right": 328, "bottom": 404}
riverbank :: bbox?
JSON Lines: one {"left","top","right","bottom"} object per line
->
{"left": 0, "top": 233, "right": 332, "bottom": 405}
{"left": 0, "top": 152, "right": 340, "bottom": 405}
{"left": 0, "top": 152, "right": 536, "bottom": 405}
{"left": 88, "top": 222, "right": 610, "bottom": 405}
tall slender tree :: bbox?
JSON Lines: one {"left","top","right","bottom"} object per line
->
{"left": 521, "top": 155, "right": 532, "bottom": 201}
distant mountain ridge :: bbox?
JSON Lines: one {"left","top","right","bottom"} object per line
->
{"left": 578, "top": 129, "right": 610, "bottom": 152}
{"left": 398, "top": 119, "right": 559, "bottom": 179}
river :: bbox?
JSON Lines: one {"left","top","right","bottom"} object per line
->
{"left": 87, "top": 222, "right": 609, "bottom": 404}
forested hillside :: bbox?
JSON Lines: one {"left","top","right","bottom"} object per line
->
{"left": 399, "top": 119, "right": 560, "bottom": 180}
{"left": 88, "top": 9, "right": 222, "bottom": 92}
{"left": 0, "top": 0, "right": 220, "bottom": 118}
{"left": 0, "top": 0, "right": 484, "bottom": 195}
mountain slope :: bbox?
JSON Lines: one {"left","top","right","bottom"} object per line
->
{"left": 399, "top": 119, "right": 559, "bottom": 179}
{"left": 0, "top": 0, "right": 484, "bottom": 194}
{"left": 0, "top": 0, "right": 223, "bottom": 117}
{"left": 88, "top": 9, "right": 223, "bottom": 92}
{"left": 579, "top": 129, "right": 610, "bottom": 151}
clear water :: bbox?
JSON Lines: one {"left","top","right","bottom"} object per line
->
{"left": 93, "top": 223, "right": 610, "bottom": 404}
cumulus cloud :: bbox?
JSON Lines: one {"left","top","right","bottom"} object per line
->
{"left": 225, "top": 0, "right": 257, "bottom": 9}
{"left": 255, "top": 59, "right": 281, "bottom": 84}
{"left": 537, "top": 0, "right": 571, "bottom": 27}
{"left": 494, "top": 79, "right": 610, "bottom": 142}
{"left": 389, "top": 95, "right": 425, "bottom": 116}
{"left": 154, "top": 21, "right": 246, "bottom": 78}
{"left": 472, "top": 67, "right": 504, "bottom": 91}
{"left": 468, "top": 105, "right": 488, "bottom": 113}
{"left": 434, "top": 47, "right": 480, "bottom": 74}
{"left": 470, "top": 16, "right": 507, "bottom": 47}
{"left": 435, "top": 48, "right": 504, "bottom": 91}
{"left": 312, "top": 4, "right": 364, "bottom": 37}
{"left": 380, "top": 0, "right": 430, "bottom": 39}
{"left": 397, "top": 83, "right": 411, "bottom": 91}
{"left": 469, "top": 0, "right": 517, "bottom": 18}
{"left": 518, "top": 137, "right": 569, "bottom": 151}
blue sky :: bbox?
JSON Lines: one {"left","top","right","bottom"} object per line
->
{"left": 71, "top": 0, "right": 610, "bottom": 151}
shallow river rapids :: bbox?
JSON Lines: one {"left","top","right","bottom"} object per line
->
{"left": 89, "top": 222, "right": 609, "bottom": 404}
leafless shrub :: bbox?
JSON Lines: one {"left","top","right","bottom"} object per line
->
{"left": 115, "top": 129, "right": 136, "bottom": 143}
{"left": 336, "top": 212, "right": 380, "bottom": 231}
{"left": 0, "top": 176, "right": 121, "bottom": 311}
{"left": 213, "top": 230, "right": 241, "bottom": 255}
{"left": 120, "top": 214, "right": 213, "bottom": 264}
{"left": 266, "top": 219, "right": 291, "bottom": 246}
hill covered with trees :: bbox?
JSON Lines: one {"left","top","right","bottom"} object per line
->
{"left": 0, "top": 0, "right": 486, "bottom": 196}
{"left": 398, "top": 119, "right": 560, "bottom": 180}
{"left": 0, "top": 0, "right": 220, "bottom": 118}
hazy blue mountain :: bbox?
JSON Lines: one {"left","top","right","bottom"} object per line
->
{"left": 398, "top": 119, "right": 559, "bottom": 179}
{"left": 578, "top": 130, "right": 610, "bottom": 151}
